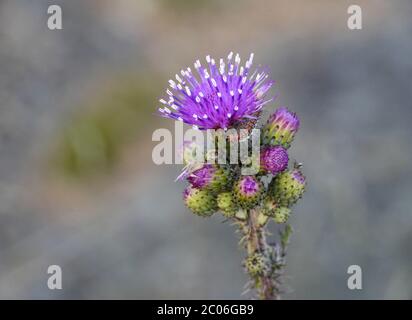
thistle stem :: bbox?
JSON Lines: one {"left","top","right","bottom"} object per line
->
{"left": 244, "top": 209, "right": 280, "bottom": 300}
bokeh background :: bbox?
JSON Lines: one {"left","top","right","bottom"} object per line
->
{"left": 0, "top": 0, "right": 411, "bottom": 299}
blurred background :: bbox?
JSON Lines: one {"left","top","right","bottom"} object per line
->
{"left": 0, "top": 0, "right": 411, "bottom": 299}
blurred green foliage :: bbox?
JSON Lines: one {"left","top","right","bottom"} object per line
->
{"left": 53, "top": 77, "right": 158, "bottom": 179}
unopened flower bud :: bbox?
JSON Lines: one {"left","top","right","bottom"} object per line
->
{"left": 260, "top": 145, "right": 289, "bottom": 175}
{"left": 262, "top": 107, "right": 299, "bottom": 149}
{"left": 183, "top": 186, "right": 217, "bottom": 217}
{"left": 269, "top": 169, "right": 306, "bottom": 207}
{"left": 187, "top": 164, "right": 232, "bottom": 193}
{"left": 233, "top": 176, "right": 264, "bottom": 209}
{"left": 245, "top": 252, "right": 268, "bottom": 276}
{"left": 217, "top": 192, "right": 237, "bottom": 218}
{"left": 273, "top": 207, "right": 291, "bottom": 223}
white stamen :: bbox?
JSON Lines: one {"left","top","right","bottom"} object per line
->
{"left": 193, "top": 125, "right": 199, "bottom": 130}
{"left": 176, "top": 74, "right": 183, "bottom": 83}
{"left": 177, "top": 117, "right": 183, "bottom": 121}
{"left": 195, "top": 96, "right": 201, "bottom": 103}
{"left": 242, "top": 76, "right": 247, "bottom": 84}
{"left": 214, "top": 105, "right": 219, "bottom": 110}
{"left": 164, "top": 107, "right": 171, "bottom": 114}
{"left": 211, "top": 58, "right": 216, "bottom": 65}
{"left": 238, "top": 88, "right": 243, "bottom": 94}
{"left": 203, "top": 114, "right": 208, "bottom": 119}
{"left": 222, "top": 75, "right": 227, "bottom": 83}
{"left": 166, "top": 89, "right": 173, "bottom": 96}
{"left": 230, "top": 90, "right": 234, "bottom": 96}
{"left": 235, "top": 53, "right": 240, "bottom": 64}
{"left": 240, "top": 67, "right": 244, "bottom": 75}
{"left": 159, "top": 108, "right": 165, "bottom": 113}
{"left": 217, "top": 92, "right": 222, "bottom": 98}
{"left": 194, "top": 60, "right": 201, "bottom": 69}
{"left": 227, "top": 113, "right": 232, "bottom": 118}
{"left": 177, "top": 83, "right": 183, "bottom": 90}
{"left": 198, "top": 92, "right": 204, "bottom": 97}
{"left": 234, "top": 105, "right": 239, "bottom": 111}
{"left": 185, "top": 86, "right": 191, "bottom": 96}
{"left": 171, "top": 104, "right": 178, "bottom": 110}
{"left": 206, "top": 55, "right": 211, "bottom": 63}
{"left": 192, "top": 114, "right": 198, "bottom": 119}
{"left": 169, "top": 80, "right": 177, "bottom": 88}
{"left": 227, "top": 52, "right": 233, "bottom": 60}
{"left": 211, "top": 78, "right": 217, "bottom": 87}
{"left": 159, "top": 99, "right": 167, "bottom": 104}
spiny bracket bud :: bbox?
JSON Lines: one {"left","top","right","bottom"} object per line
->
{"left": 245, "top": 252, "right": 269, "bottom": 277}
{"left": 233, "top": 176, "right": 264, "bottom": 210}
{"left": 273, "top": 207, "right": 291, "bottom": 224}
{"left": 187, "top": 164, "right": 232, "bottom": 194}
{"left": 262, "top": 107, "right": 300, "bottom": 149}
{"left": 184, "top": 186, "right": 217, "bottom": 217}
{"left": 269, "top": 169, "right": 306, "bottom": 207}
{"left": 217, "top": 192, "right": 237, "bottom": 218}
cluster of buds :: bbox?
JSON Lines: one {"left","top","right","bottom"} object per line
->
{"left": 183, "top": 106, "right": 305, "bottom": 225}
{"left": 158, "top": 53, "right": 306, "bottom": 299}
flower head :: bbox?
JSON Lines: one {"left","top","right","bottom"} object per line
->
{"left": 262, "top": 107, "right": 300, "bottom": 148}
{"left": 158, "top": 52, "right": 274, "bottom": 130}
{"left": 187, "top": 164, "right": 231, "bottom": 193}
{"left": 184, "top": 186, "right": 217, "bottom": 217}
{"left": 234, "top": 176, "right": 263, "bottom": 209}
{"left": 268, "top": 168, "right": 306, "bottom": 207}
{"left": 260, "top": 145, "right": 289, "bottom": 175}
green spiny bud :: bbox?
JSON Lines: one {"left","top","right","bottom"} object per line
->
{"left": 268, "top": 169, "right": 306, "bottom": 207}
{"left": 245, "top": 252, "right": 268, "bottom": 277}
{"left": 273, "top": 207, "right": 291, "bottom": 223}
{"left": 217, "top": 192, "right": 237, "bottom": 218}
{"left": 261, "top": 198, "right": 277, "bottom": 217}
{"left": 233, "top": 176, "right": 264, "bottom": 210}
{"left": 183, "top": 186, "right": 217, "bottom": 217}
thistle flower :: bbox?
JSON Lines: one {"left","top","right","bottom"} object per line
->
{"left": 217, "top": 192, "right": 237, "bottom": 218}
{"left": 187, "top": 164, "right": 232, "bottom": 193}
{"left": 260, "top": 145, "right": 289, "bottom": 175}
{"left": 234, "top": 176, "right": 263, "bottom": 209}
{"left": 157, "top": 53, "right": 306, "bottom": 300}
{"left": 158, "top": 52, "right": 274, "bottom": 130}
{"left": 262, "top": 107, "right": 300, "bottom": 148}
{"left": 184, "top": 186, "right": 217, "bottom": 217}
{"left": 269, "top": 169, "right": 306, "bottom": 207}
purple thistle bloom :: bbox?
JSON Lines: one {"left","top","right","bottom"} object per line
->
{"left": 260, "top": 146, "right": 289, "bottom": 175}
{"left": 158, "top": 52, "right": 274, "bottom": 130}
{"left": 187, "top": 164, "right": 216, "bottom": 189}
{"left": 238, "top": 176, "right": 261, "bottom": 196}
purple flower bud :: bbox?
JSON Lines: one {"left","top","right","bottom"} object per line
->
{"left": 187, "top": 164, "right": 231, "bottom": 193}
{"left": 234, "top": 176, "right": 263, "bottom": 209}
{"left": 263, "top": 107, "right": 300, "bottom": 148}
{"left": 260, "top": 146, "right": 289, "bottom": 175}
